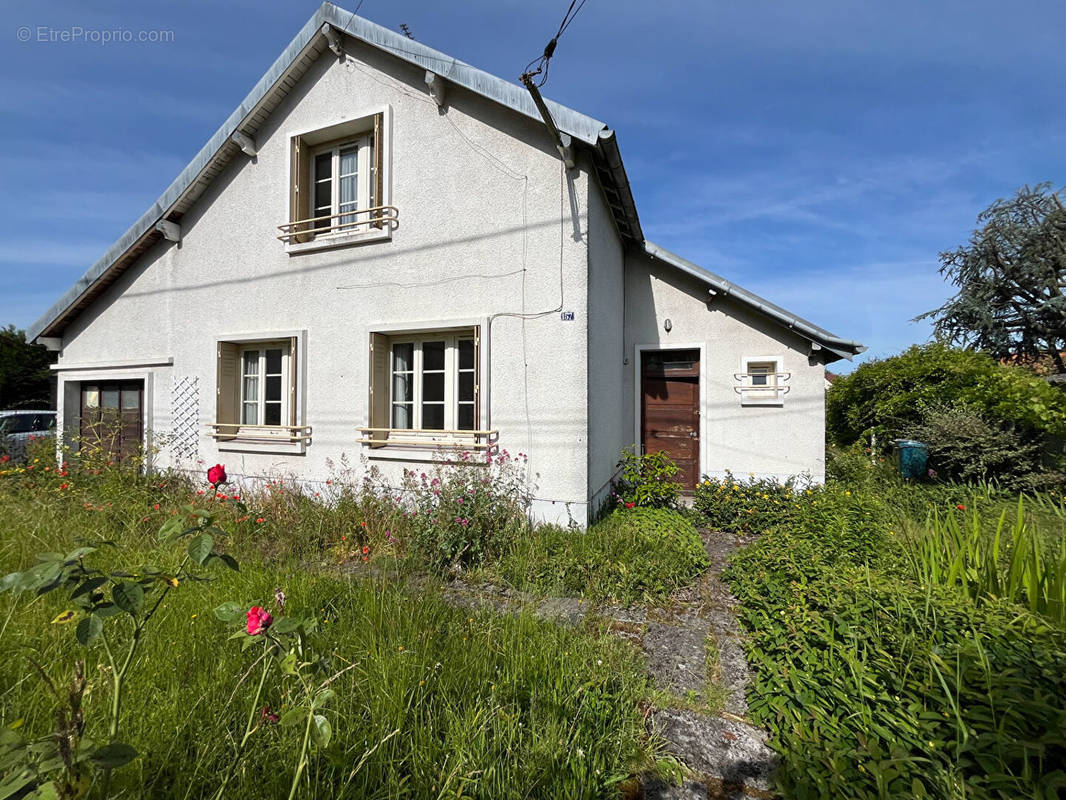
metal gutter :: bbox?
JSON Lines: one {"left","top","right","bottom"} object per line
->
{"left": 643, "top": 240, "right": 866, "bottom": 361}
{"left": 597, "top": 129, "right": 642, "bottom": 242}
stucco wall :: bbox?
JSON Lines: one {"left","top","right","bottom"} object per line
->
{"left": 622, "top": 250, "right": 828, "bottom": 485}
{"left": 585, "top": 171, "right": 626, "bottom": 518}
{"left": 54, "top": 39, "right": 593, "bottom": 523}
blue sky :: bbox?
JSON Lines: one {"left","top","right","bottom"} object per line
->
{"left": 3, "top": 0, "right": 1064, "bottom": 371}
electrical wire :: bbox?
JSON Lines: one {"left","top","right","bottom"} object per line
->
{"left": 521, "top": 0, "right": 590, "bottom": 87}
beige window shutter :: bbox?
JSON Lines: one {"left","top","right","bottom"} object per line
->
{"left": 216, "top": 341, "right": 239, "bottom": 438}
{"left": 369, "top": 332, "right": 390, "bottom": 445}
{"left": 288, "top": 336, "right": 299, "bottom": 427}
{"left": 289, "top": 136, "right": 310, "bottom": 243}
{"left": 372, "top": 113, "right": 384, "bottom": 228}
{"left": 472, "top": 326, "right": 481, "bottom": 429}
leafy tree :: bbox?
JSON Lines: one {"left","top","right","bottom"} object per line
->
{"left": 0, "top": 325, "right": 54, "bottom": 408}
{"left": 917, "top": 183, "right": 1066, "bottom": 372}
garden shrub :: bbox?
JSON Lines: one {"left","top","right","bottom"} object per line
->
{"left": 402, "top": 450, "right": 533, "bottom": 573}
{"left": 612, "top": 447, "right": 682, "bottom": 509}
{"left": 502, "top": 508, "right": 709, "bottom": 604}
{"left": 904, "top": 402, "right": 1064, "bottom": 491}
{"left": 692, "top": 472, "right": 797, "bottom": 533}
{"left": 826, "top": 343, "right": 1066, "bottom": 467}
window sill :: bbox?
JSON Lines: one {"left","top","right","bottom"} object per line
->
{"left": 364, "top": 444, "right": 488, "bottom": 464}
{"left": 216, "top": 438, "right": 307, "bottom": 455}
{"left": 356, "top": 428, "right": 497, "bottom": 462}
{"left": 739, "top": 393, "right": 785, "bottom": 407}
{"left": 209, "top": 424, "right": 311, "bottom": 455}
{"left": 284, "top": 227, "right": 391, "bottom": 255}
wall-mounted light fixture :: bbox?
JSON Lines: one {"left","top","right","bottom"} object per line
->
{"left": 664, "top": 318, "right": 673, "bottom": 333}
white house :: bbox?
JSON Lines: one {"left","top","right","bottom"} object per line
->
{"left": 27, "top": 4, "right": 863, "bottom": 525}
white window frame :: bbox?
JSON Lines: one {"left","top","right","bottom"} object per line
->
{"left": 309, "top": 134, "right": 373, "bottom": 237}
{"left": 388, "top": 333, "right": 477, "bottom": 433}
{"left": 238, "top": 342, "right": 291, "bottom": 427}
{"left": 284, "top": 106, "right": 392, "bottom": 255}
{"left": 213, "top": 330, "right": 308, "bottom": 455}
{"left": 738, "top": 355, "right": 787, "bottom": 406}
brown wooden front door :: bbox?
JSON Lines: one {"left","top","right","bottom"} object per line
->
{"left": 80, "top": 381, "right": 144, "bottom": 461}
{"left": 641, "top": 349, "right": 700, "bottom": 491}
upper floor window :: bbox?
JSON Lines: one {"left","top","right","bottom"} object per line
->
{"left": 311, "top": 135, "right": 374, "bottom": 233}
{"left": 279, "top": 111, "right": 397, "bottom": 248}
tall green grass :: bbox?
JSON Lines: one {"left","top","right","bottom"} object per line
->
{"left": 902, "top": 497, "right": 1066, "bottom": 624}
{"left": 493, "top": 508, "right": 709, "bottom": 604}
{"left": 702, "top": 475, "right": 1066, "bottom": 798}
{"left": 0, "top": 468, "right": 667, "bottom": 798}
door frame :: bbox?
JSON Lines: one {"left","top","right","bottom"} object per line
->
{"left": 57, "top": 370, "right": 155, "bottom": 465}
{"left": 633, "top": 342, "right": 706, "bottom": 482}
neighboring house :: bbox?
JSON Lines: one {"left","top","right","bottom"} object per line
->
{"left": 27, "top": 4, "right": 864, "bottom": 524}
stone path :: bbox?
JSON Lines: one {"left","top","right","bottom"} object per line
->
{"left": 640, "top": 532, "right": 776, "bottom": 799}
{"left": 435, "top": 531, "right": 778, "bottom": 799}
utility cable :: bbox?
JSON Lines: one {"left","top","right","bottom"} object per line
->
{"left": 520, "top": 0, "right": 589, "bottom": 87}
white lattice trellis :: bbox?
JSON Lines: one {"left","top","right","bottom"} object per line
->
{"left": 170, "top": 376, "right": 200, "bottom": 464}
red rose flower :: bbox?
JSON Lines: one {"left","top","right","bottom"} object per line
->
{"left": 207, "top": 464, "right": 227, "bottom": 487}
{"left": 246, "top": 606, "right": 273, "bottom": 636}
{"left": 624, "top": 501, "right": 636, "bottom": 509}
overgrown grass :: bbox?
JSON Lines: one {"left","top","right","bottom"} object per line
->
{"left": 0, "top": 459, "right": 669, "bottom": 798}
{"left": 494, "top": 508, "right": 709, "bottom": 605}
{"left": 901, "top": 498, "right": 1066, "bottom": 623}
{"left": 705, "top": 467, "right": 1066, "bottom": 799}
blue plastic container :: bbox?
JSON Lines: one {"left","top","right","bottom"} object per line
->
{"left": 893, "top": 440, "right": 928, "bottom": 480}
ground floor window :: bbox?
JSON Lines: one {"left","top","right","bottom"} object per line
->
{"left": 389, "top": 335, "right": 476, "bottom": 431}
{"left": 214, "top": 336, "right": 307, "bottom": 445}
{"left": 737, "top": 355, "right": 788, "bottom": 405}
{"left": 365, "top": 327, "right": 482, "bottom": 446}
{"left": 240, "top": 344, "right": 290, "bottom": 426}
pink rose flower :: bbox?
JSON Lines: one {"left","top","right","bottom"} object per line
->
{"left": 246, "top": 606, "right": 273, "bottom": 635}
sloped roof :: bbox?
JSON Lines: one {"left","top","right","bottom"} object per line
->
{"left": 643, "top": 242, "right": 865, "bottom": 361}
{"left": 27, "top": 2, "right": 863, "bottom": 361}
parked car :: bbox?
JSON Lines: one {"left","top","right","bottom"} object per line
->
{"left": 0, "top": 410, "right": 56, "bottom": 462}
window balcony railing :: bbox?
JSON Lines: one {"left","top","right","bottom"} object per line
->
{"left": 733, "top": 372, "right": 791, "bottom": 397}
{"left": 206, "top": 423, "right": 313, "bottom": 443}
{"left": 355, "top": 427, "right": 499, "bottom": 450}
{"left": 276, "top": 206, "right": 399, "bottom": 243}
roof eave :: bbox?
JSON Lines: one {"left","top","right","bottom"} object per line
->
{"left": 642, "top": 241, "right": 866, "bottom": 362}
